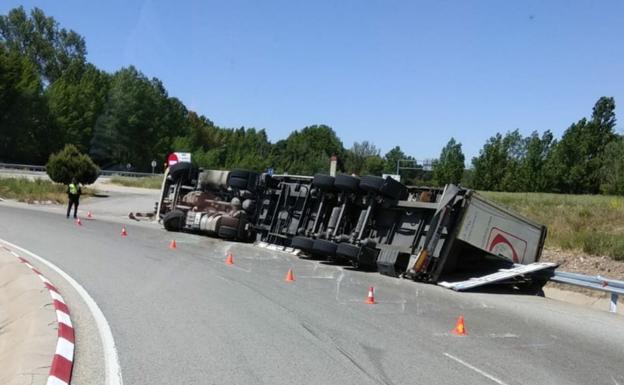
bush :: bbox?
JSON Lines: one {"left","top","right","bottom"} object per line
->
{"left": 46, "top": 144, "right": 100, "bottom": 185}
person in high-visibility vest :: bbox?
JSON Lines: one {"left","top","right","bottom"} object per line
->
{"left": 66, "top": 177, "right": 82, "bottom": 219}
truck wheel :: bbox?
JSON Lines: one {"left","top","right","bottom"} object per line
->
{"left": 291, "top": 236, "right": 314, "bottom": 251}
{"left": 228, "top": 176, "right": 250, "bottom": 190}
{"left": 336, "top": 242, "right": 360, "bottom": 260}
{"left": 163, "top": 210, "right": 186, "bottom": 232}
{"left": 380, "top": 177, "right": 408, "bottom": 200}
{"left": 168, "top": 162, "right": 196, "bottom": 184}
{"left": 312, "top": 174, "right": 335, "bottom": 190}
{"left": 360, "top": 176, "right": 385, "bottom": 194}
{"left": 218, "top": 226, "right": 238, "bottom": 239}
{"left": 312, "top": 239, "right": 337, "bottom": 257}
{"left": 334, "top": 175, "right": 360, "bottom": 192}
{"left": 228, "top": 169, "right": 259, "bottom": 191}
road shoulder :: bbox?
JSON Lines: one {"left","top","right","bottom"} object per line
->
{"left": 0, "top": 248, "right": 56, "bottom": 385}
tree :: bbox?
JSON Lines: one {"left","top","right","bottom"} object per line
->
{"left": 599, "top": 136, "right": 624, "bottom": 195}
{"left": 46, "top": 62, "right": 110, "bottom": 153}
{"left": 545, "top": 97, "right": 617, "bottom": 193}
{"left": 432, "top": 138, "right": 465, "bottom": 186}
{"left": 46, "top": 144, "right": 99, "bottom": 184}
{"left": 382, "top": 146, "right": 424, "bottom": 184}
{"left": 383, "top": 146, "right": 406, "bottom": 174}
{"left": 90, "top": 66, "right": 188, "bottom": 170}
{"left": 471, "top": 133, "right": 509, "bottom": 191}
{"left": 516, "top": 131, "right": 554, "bottom": 192}
{"left": 0, "top": 43, "right": 48, "bottom": 163}
{"left": 345, "top": 141, "right": 381, "bottom": 175}
{"left": 0, "top": 6, "right": 86, "bottom": 83}
{"left": 499, "top": 130, "right": 526, "bottom": 192}
{"left": 271, "top": 125, "right": 344, "bottom": 174}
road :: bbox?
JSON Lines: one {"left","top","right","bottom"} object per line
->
{"left": 1, "top": 192, "right": 623, "bottom": 385}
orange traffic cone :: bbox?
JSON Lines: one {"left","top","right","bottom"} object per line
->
{"left": 121, "top": 226, "right": 128, "bottom": 237}
{"left": 366, "top": 286, "right": 376, "bottom": 304}
{"left": 225, "top": 253, "right": 234, "bottom": 265}
{"left": 451, "top": 315, "right": 467, "bottom": 336}
{"left": 285, "top": 268, "right": 295, "bottom": 282}
{"left": 75, "top": 218, "right": 82, "bottom": 226}
{"left": 169, "top": 240, "right": 177, "bottom": 249}
{"left": 87, "top": 211, "right": 93, "bottom": 219}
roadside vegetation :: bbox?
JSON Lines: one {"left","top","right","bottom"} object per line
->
{"left": 108, "top": 176, "right": 163, "bottom": 189}
{"left": 0, "top": 177, "right": 95, "bottom": 204}
{"left": 482, "top": 191, "right": 624, "bottom": 261}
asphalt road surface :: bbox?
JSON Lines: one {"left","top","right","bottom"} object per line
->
{"left": 1, "top": 196, "right": 623, "bottom": 385}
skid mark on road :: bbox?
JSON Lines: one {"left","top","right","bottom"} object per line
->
{"left": 443, "top": 352, "right": 509, "bottom": 385}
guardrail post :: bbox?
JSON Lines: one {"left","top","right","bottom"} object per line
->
{"left": 610, "top": 293, "right": 618, "bottom": 313}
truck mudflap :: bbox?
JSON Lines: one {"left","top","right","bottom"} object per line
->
{"left": 437, "top": 262, "right": 558, "bottom": 291}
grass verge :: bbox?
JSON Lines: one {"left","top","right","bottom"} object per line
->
{"left": 108, "top": 175, "right": 163, "bottom": 189}
{"left": 481, "top": 191, "right": 624, "bottom": 261}
{"left": 0, "top": 177, "right": 95, "bottom": 204}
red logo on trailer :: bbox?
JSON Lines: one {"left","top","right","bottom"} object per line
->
{"left": 487, "top": 227, "right": 527, "bottom": 263}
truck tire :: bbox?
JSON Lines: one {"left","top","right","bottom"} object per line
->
{"left": 229, "top": 169, "right": 253, "bottom": 180}
{"left": 312, "top": 174, "right": 334, "bottom": 190}
{"left": 228, "top": 169, "right": 259, "bottom": 191}
{"left": 380, "top": 177, "right": 408, "bottom": 200}
{"left": 168, "top": 162, "right": 196, "bottom": 184}
{"left": 360, "top": 176, "right": 385, "bottom": 194}
{"left": 312, "top": 239, "right": 338, "bottom": 257}
{"left": 163, "top": 210, "right": 186, "bottom": 232}
{"left": 334, "top": 175, "right": 360, "bottom": 192}
{"left": 218, "top": 225, "right": 238, "bottom": 239}
{"left": 228, "top": 176, "right": 250, "bottom": 190}
{"left": 336, "top": 242, "right": 360, "bottom": 260}
{"left": 291, "top": 236, "right": 314, "bottom": 251}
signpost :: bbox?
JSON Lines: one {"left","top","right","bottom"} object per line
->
{"left": 151, "top": 160, "right": 157, "bottom": 174}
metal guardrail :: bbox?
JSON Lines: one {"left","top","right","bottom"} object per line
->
{"left": 0, "top": 162, "right": 161, "bottom": 178}
{"left": 550, "top": 271, "right": 624, "bottom": 313}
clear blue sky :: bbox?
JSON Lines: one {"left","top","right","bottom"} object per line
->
{"left": 3, "top": 0, "right": 623, "bottom": 161}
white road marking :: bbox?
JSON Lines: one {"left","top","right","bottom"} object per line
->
{"left": 443, "top": 352, "right": 509, "bottom": 385}
{"left": 0, "top": 239, "right": 123, "bottom": 385}
{"left": 613, "top": 376, "right": 621, "bottom": 385}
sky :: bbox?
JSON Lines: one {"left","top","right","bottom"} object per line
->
{"left": 2, "top": 0, "right": 623, "bottom": 161}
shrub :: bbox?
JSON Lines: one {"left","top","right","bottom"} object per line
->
{"left": 46, "top": 144, "right": 100, "bottom": 185}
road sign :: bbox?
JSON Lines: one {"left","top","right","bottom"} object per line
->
{"left": 168, "top": 152, "right": 191, "bottom": 167}
{"left": 151, "top": 160, "right": 157, "bottom": 174}
{"left": 167, "top": 153, "right": 178, "bottom": 167}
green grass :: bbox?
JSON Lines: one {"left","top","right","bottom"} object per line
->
{"left": 481, "top": 191, "right": 624, "bottom": 261}
{"left": 0, "top": 177, "right": 95, "bottom": 204}
{"left": 108, "top": 175, "right": 164, "bottom": 189}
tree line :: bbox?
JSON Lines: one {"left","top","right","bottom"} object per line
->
{"left": 1, "top": 7, "right": 622, "bottom": 194}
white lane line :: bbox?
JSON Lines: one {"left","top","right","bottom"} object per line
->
{"left": 443, "top": 352, "right": 509, "bottom": 385}
{"left": 0, "top": 238, "right": 123, "bottom": 385}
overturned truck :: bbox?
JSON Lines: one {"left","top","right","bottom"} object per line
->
{"left": 157, "top": 163, "right": 551, "bottom": 288}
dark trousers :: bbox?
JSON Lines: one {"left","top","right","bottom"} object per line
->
{"left": 67, "top": 196, "right": 79, "bottom": 218}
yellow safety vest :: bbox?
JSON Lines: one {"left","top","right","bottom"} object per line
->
{"left": 69, "top": 183, "right": 78, "bottom": 195}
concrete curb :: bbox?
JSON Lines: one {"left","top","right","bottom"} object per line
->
{"left": 2, "top": 246, "right": 75, "bottom": 385}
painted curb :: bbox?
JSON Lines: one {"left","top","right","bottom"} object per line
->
{"left": 2, "top": 245, "right": 75, "bottom": 385}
